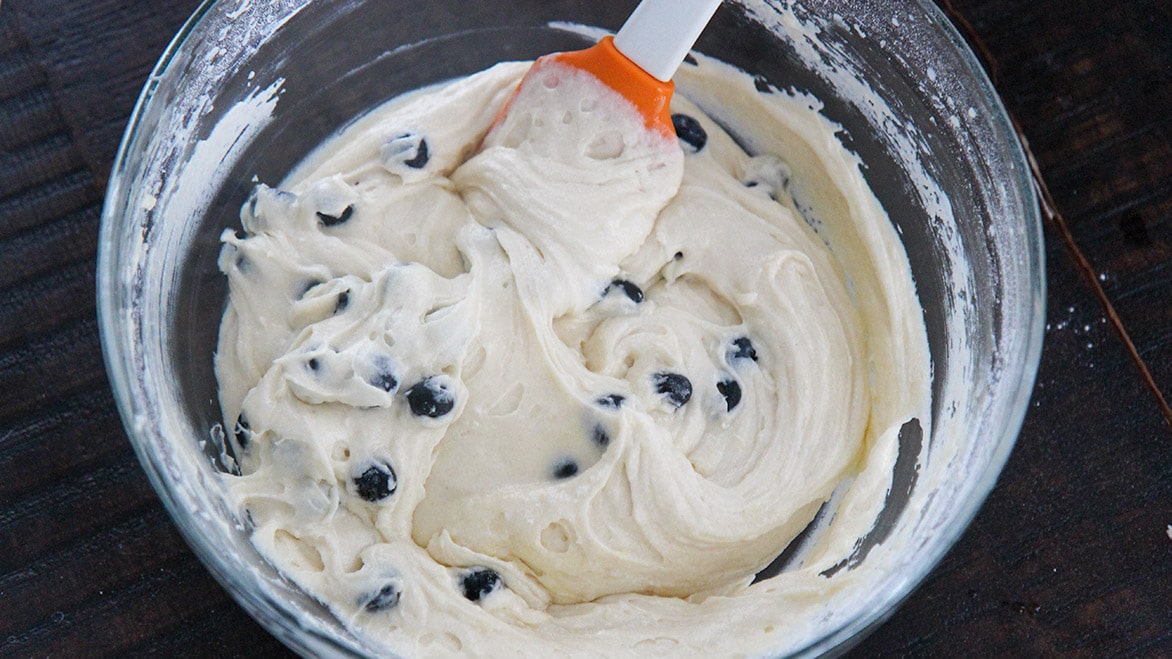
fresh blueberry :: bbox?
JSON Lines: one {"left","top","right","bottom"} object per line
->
{"left": 299, "top": 279, "right": 324, "bottom": 299}
{"left": 367, "top": 358, "right": 399, "bottom": 393}
{"left": 382, "top": 133, "right": 430, "bottom": 170}
{"left": 596, "top": 393, "right": 625, "bottom": 409}
{"left": 232, "top": 414, "right": 250, "bottom": 449}
{"left": 317, "top": 204, "right": 354, "bottom": 227}
{"left": 605, "top": 279, "right": 644, "bottom": 303}
{"left": 405, "top": 377, "right": 455, "bottom": 418}
{"left": 671, "top": 113, "right": 707, "bottom": 152}
{"left": 404, "top": 137, "right": 429, "bottom": 168}
{"left": 653, "top": 372, "right": 692, "bottom": 408}
{"left": 354, "top": 462, "right": 398, "bottom": 502}
{"left": 728, "top": 337, "right": 759, "bottom": 363}
{"left": 592, "top": 424, "right": 610, "bottom": 447}
{"left": 335, "top": 289, "right": 350, "bottom": 313}
{"left": 553, "top": 458, "right": 579, "bottom": 479}
{"left": 717, "top": 378, "right": 742, "bottom": 411}
{"left": 460, "top": 567, "right": 502, "bottom": 601}
{"left": 363, "top": 582, "right": 401, "bottom": 612}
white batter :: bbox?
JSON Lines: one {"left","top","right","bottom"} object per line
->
{"left": 215, "top": 53, "right": 929, "bottom": 657}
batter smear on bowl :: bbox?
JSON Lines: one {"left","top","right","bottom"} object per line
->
{"left": 215, "top": 54, "right": 929, "bottom": 656}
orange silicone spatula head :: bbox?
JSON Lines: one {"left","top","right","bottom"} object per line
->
{"left": 542, "top": 36, "right": 676, "bottom": 137}
{"left": 494, "top": 0, "right": 723, "bottom": 139}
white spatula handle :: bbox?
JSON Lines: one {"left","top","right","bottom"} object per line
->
{"left": 613, "top": 0, "right": 723, "bottom": 82}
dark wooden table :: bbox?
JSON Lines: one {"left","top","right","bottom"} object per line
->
{"left": 1, "top": 0, "right": 1168, "bottom": 655}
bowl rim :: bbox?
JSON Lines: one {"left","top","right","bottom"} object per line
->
{"left": 97, "top": 0, "right": 369, "bottom": 655}
{"left": 789, "top": 1, "right": 1046, "bottom": 654}
{"left": 96, "top": 0, "right": 1046, "bottom": 656}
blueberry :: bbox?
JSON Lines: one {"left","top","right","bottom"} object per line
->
{"left": 405, "top": 377, "right": 455, "bottom": 418}
{"left": 754, "top": 75, "right": 773, "bottom": 93}
{"left": 653, "top": 372, "right": 692, "bottom": 408}
{"left": 728, "top": 337, "right": 759, "bottom": 363}
{"left": 605, "top": 279, "right": 643, "bottom": 303}
{"left": 460, "top": 567, "right": 502, "bottom": 601}
{"left": 363, "top": 582, "right": 401, "bottom": 612}
{"left": 382, "top": 133, "right": 430, "bottom": 170}
{"left": 354, "top": 462, "right": 398, "bottom": 502}
{"left": 298, "top": 279, "right": 324, "bottom": 299}
{"left": 232, "top": 414, "right": 250, "bottom": 449}
{"left": 671, "top": 114, "right": 707, "bottom": 152}
{"left": 368, "top": 359, "right": 399, "bottom": 393}
{"left": 592, "top": 424, "right": 609, "bottom": 447}
{"left": 317, "top": 204, "right": 354, "bottom": 227}
{"left": 404, "top": 137, "right": 429, "bottom": 168}
{"left": 335, "top": 289, "right": 350, "bottom": 313}
{"left": 596, "top": 393, "right": 625, "bottom": 409}
{"left": 553, "top": 458, "right": 579, "bottom": 479}
{"left": 718, "top": 378, "right": 742, "bottom": 411}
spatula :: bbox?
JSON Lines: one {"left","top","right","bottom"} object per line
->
{"left": 499, "top": 0, "right": 723, "bottom": 138}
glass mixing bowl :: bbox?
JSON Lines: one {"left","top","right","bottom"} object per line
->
{"left": 98, "top": 0, "right": 1044, "bottom": 655}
